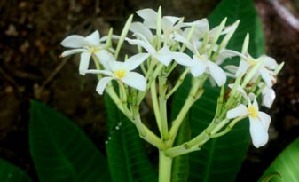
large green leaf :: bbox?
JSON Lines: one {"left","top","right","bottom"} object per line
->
{"left": 171, "top": 0, "right": 265, "bottom": 181}
{"left": 29, "top": 100, "right": 110, "bottom": 182}
{"left": 0, "top": 159, "right": 32, "bottom": 182}
{"left": 259, "top": 138, "right": 299, "bottom": 182}
{"left": 104, "top": 95, "right": 157, "bottom": 182}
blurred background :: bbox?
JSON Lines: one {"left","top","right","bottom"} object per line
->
{"left": 1, "top": 0, "right": 299, "bottom": 181}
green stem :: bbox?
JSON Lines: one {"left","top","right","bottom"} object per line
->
{"left": 151, "top": 81, "right": 162, "bottom": 132}
{"left": 168, "top": 76, "right": 206, "bottom": 145}
{"left": 159, "top": 151, "right": 173, "bottom": 182}
{"left": 159, "top": 73, "right": 169, "bottom": 140}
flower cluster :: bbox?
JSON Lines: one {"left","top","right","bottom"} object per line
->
{"left": 60, "top": 7, "right": 283, "bottom": 149}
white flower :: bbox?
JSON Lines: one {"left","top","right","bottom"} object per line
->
{"left": 190, "top": 53, "right": 226, "bottom": 86}
{"left": 226, "top": 35, "right": 279, "bottom": 87}
{"left": 136, "top": 8, "right": 184, "bottom": 36}
{"left": 84, "top": 53, "right": 149, "bottom": 94}
{"left": 60, "top": 30, "right": 110, "bottom": 75}
{"left": 126, "top": 34, "right": 192, "bottom": 67}
{"left": 226, "top": 99, "right": 271, "bottom": 148}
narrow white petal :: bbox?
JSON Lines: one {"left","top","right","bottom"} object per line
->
{"left": 262, "top": 87, "right": 276, "bottom": 108}
{"left": 122, "top": 72, "right": 146, "bottom": 91}
{"left": 84, "top": 69, "right": 113, "bottom": 76}
{"left": 172, "top": 52, "right": 193, "bottom": 67}
{"left": 163, "top": 16, "right": 180, "bottom": 25}
{"left": 126, "top": 37, "right": 155, "bottom": 54}
{"left": 124, "top": 53, "right": 149, "bottom": 70}
{"left": 227, "top": 105, "right": 248, "bottom": 119}
{"left": 161, "top": 16, "right": 180, "bottom": 31}
{"left": 130, "top": 22, "right": 153, "bottom": 41}
{"left": 190, "top": 61, "right": 206, "bottom": 77}
{"left": 184, "top": 19, "right": 209, "bottom": 36}
{"left": 154, "top": 46, "right": 173, "bottom": 66}
{"left": 60, "top": 49, "right": 86, "bottom": 57}
{"left": 173, "top": 34, "right": 193, "bottom": 50}
{"left": 208, "top": 62, "right": 226, "bottom": 86}
{"left": 96, "top": 77, "right": 113, "bottom": 95}
{"left": 260, "top": 55, "right": 278, "bottom": 69}
{"left": 249, "top": 117, "right": 269, "bottom": 147}
{"left": 236, "top": 60, "right": 249, "bottom": 76}
{"left": 109, "top": 61, "right": 125, "bottom": 72}
{"left": 60, "top": 35, "right": 85, "bottom": 48}
{"left": 95, "top": 50, "right": 115, "bottom": 70}
{"left": 84, "top": 30, "right": 100, "bottom": 45}
{"left": 137, "top": 9, "right": 157, "bottom": 28}
{"left": 216, "top": 50, "right": 241, "bottom": 65}
{"left": 258, "top": 112, "right": 271, "bottom": 130}
{"left": 79, "top": 52, "right": 91, "bottom": 75}
{"left": 259, "top": 68, "right": 274, "bottom": 87}
{"left": 224, "top": 65, "right": 238, "bottom": 75}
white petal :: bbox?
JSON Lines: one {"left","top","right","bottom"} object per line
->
{"left": 208, "top": 62, "right": 226, "bottom": 86}
{"left": 122, "top": 72, "right": 146, "bottom": 91}
{"left": 96, "top": 77, "right": 113, "bottom": 95}
{"left": 216, "top": 50, "right": 241, "bottom": 65}
{"left": 163, "top": 16, "right": 180, "bottom": 25}
{"left": 236, "top": 60, "right": 249, "bottom": 76}
{"left": 84, "top": 69, "right": 113, "bottom": 76}
{"left": 190, "top": 60, "right": 206, "bottom": 77}
{"left": 60, "top": 35, "right": 85, "bottom": 48}
{"left": 173, "top": 34, "right": 193, "bottom": 50}
{"left": 258, "top": 112, "right": 271, "bottom": 130}
{"left": 126, "top": 36, "right": 155, "bottom": 54}
{"left": 109, "top": 61, "right": 125, "bottom": 72}
{"left": 259, "top": 68, "right": 274, "bottom": 87}
{"left": 154, "top": 46, "right": 173, "bottom": 66}
{"left": 186, "top": 19, "right": 209, "bottom": 31}
{"left": 79, "top": 52, "right": 91, "bottom": 75}
{"left": 224, "top": 65, "right": 238, "bottom": 75}
{"left": 249, "top": 117, "right": 269, "bottom": 147}
{"left": 260, "top": 55, "right": 278, "bottom": 69}
{"left": 60, "top": 49, "right": 86, "bottom": 57}
{"left": 137, "top": 9, "right": 157, "bottom": 28}
{"left": 262, "top": 87, "right": 276, "bottom": 108}
{"left": 84, "top": 30, "right": 100, "bottom": 45}
{"left": 124, "top": 53, "right": 149, "bottom": 70}
{"left": 161, "top": 16, "right": 180, "bottom": 31}
{"left": 130, "top": 22, "right": 153, "bottom": 41}
{"left": 95, "top": 50, "right": 115, "bottom": 70}
{"left": 226, "top": 104, "right": 248, "bottom": 119}
{"left": 172, "top": 52, "right": 193, "bottom": 67}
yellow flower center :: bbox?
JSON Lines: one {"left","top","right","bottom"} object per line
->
{"left": 114, "top": 69, "right": 127, "bottom": 79}
{"left": 89, "top": 47, "right": 100, "bottom": 54}
{"left": 248, "top": 105, "right": 258, "bottom": 118}
{"left": 248, "top": 58, "right": 257, "bottom": 67}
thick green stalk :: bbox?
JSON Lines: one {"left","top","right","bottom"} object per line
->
{"left": 159, "top": 151, "right": 173, "bottom": 182}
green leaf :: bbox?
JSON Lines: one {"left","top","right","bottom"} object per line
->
{"left": 209, "top": 0, "right": 265, "bottom": 56}
{"left": 171, "top": 0, "right": 265, "bottom": 181}
{"left": 259, "top": 138, "right": 299, "bottom": 182}
{"left": 0, "top": 159, "right": 32, "bottom": 182}
{"left": 29, "top": 100, "right": 110, "bottom": 182}
{"left": 104, "top": 95, "right": 157, "bottom": 182}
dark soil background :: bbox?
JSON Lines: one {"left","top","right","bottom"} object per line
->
{"left": 0, "top": 0, "right": 299, "bottom": 181}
